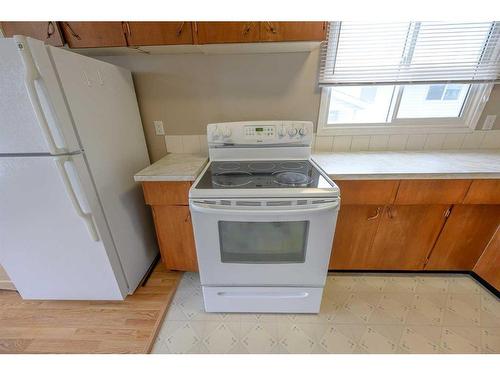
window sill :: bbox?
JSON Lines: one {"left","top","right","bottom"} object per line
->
{"left": 317, "top": 124, "right": 475, "bottom": 137}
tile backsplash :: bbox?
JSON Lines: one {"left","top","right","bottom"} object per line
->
{"left": 165, "top": 130, "right": 500, "bottom": 155}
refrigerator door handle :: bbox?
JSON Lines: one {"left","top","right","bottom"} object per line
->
{"left": 14, "top": 35, "right": 67, "bottom": 155}
{"left": 55, "top": 156, "right": 100, "bottom": 241}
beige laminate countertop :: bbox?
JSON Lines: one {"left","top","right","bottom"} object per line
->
{"left": 312, "top": 150, "right": 500, "bottom": 180}
{"left": 134, "top": 153, "right": 208, "bottom": 182}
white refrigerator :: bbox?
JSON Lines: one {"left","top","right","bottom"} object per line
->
{"left": 0, "top": 36, "right": 158, "bottom": 300}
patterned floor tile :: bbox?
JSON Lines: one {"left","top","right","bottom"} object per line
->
{"left": 406, "top": 293, "right": 447, "bottom": 326}
{"left": 441, "top": 326, "right": 481, "bottom": 354}
{"left": 240, "top": 322, "right": 279, "bottom": 353}
{"left": 369, "top": 293, "right": 413, "bottom": 325}
{"left": 415, "top": 276, "right": 450, "bottom": 294}
{"left": 319, "top": 324, "right": 365, "bottom": 353}
{"left": 481, "top": 327, "right": 500, "bottom": 353}
{"left": 399, "top": 326, "right": 442, "bottom": 354}
{"left": 358, "top": 325, "right": 403, "bottom": 354}
{"left": 153, "top": 273, "right": 500, "bottom": 354}
{"left": 443, "top": 294, "right": 481, "bottom": 327}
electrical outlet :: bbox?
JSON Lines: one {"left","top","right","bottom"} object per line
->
{"left": 482, "top": 115, "right": 496, "bottom": 130}
{"left": 154, "top": 120, "right": 165, "bottom": 136}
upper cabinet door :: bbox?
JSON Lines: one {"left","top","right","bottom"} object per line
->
{"left": 124, "top": 22, "right": 194, "bottom": 46}
{"left": 60, "top": 22, "right": 127, "bottom": 48}
{"left": 195, "top": 22, "right": 260, "bottom": 44}
{"left": 0, "top": 22, "right": 64, "bottom": 46}
{"left": 260, "top": 22, "right": 327, "bottom": 42}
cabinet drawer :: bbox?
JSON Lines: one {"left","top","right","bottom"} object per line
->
{"left": 395, "top": 179, "right": 471, "bottom": 204}
{"left": 463, "top": 179, "right": 500, "bottom": 204}
{"left": 334, "top": 180, "right": 399, "bottom": 205}
{"left": 142, "top": 181, "right": 191, "bottom": 205}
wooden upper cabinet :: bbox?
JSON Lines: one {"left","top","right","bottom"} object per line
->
{"left": 334, "top": 180, "right": 399, "bottom": 205}
{"left": 124, "top": 22, "right": 194, "bottom": 46}
{"left": 141, "top": 181, "right": 191, "bottom": 206}
{"left": 473, "top": 228, "right": 500, "bottom": 290}
{"left": 368, "top": 205, "right": 450, "bottom": 270}
{"left": 260, "top": 22, "right": 327, "bottom": 42}
{"left": 194, "top": 22, "right": 260, "bottom": 44}
{"left": 0, "top": 21, "right": 64, "bottom": 46}
{"left": 463, "top": 179, "right": 500, "bottom": 204}
{"left": 425, "top": 205, "right": 500, "bottom": 271}
{"left": 395, "top": 179, "right": 471, "bottom": 205}
{"left": 329, "top": 205, "right": 383, "bottom": 269}
{"left": 60, "top": 22, "right": 127, "bottom": 48}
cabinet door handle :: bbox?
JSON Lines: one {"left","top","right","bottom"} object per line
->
{"left": 63, "top": 22, "right": 81, "bottom": 40}
{"left": 387, "top": 206, "right": 394, "bottom": 219}
{"left": 176, "top": 22, "right": 185, "bottom": 37}
{"left": 185, "top": 212, "right": 191, "bottom": 223}
{"left": 266, "top": 21, "right": 277, "bottom": 34}
{"left": 125, "top": 22, "right": 131, "bottom": 37}
{"left": 46, "top": 21, "right": 55, "bottom": 38}
{"left": 367, "top": 207, "right": 381, "bottom": 221}
{"left": 243, "top": 23, "right": 252, "bottom": 35}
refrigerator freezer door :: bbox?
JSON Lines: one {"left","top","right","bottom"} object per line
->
{"left": 0, "top": 153, "right": 128, "bottom": 300}
{"left": 49, "top": 46, "right": 158, "bottom": 292}
{"left": 0, "top": 37, "right": 81, "bottom": 154}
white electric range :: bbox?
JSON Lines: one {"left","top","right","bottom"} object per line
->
{"left": 189, "top": 121, "right": 340, "bottom": 313}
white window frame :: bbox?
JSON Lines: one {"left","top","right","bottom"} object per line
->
{"left": 317, "top": 83, "right": 493, "bottom": 136}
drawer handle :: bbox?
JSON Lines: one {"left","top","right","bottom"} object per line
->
{"left": 367, "top": 207, "right": 381, "bottom": 220}
{"left": 217, "top": 291, "right": 309, "bottom": 299}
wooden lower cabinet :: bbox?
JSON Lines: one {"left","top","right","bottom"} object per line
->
{"left": 425, "top": 205, "right": 500, "bottom": 270}
{"left": 330, "top": 204, "right": 450, "bottom": 270}
{"left": 473, "top": 228, "right": 500, "bottom": 290}
{"left": 151, "top": 205, "right": 198, "bottom": 271}
{"left": 329, "top": 205, "right": 383, "bottom": 269}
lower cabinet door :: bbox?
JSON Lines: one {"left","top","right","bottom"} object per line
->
{"left": 329, "top": 205, "right": 383, "bottom": 269}
{"left": 425, "top": 205, "right": 500, "bottom": 270}
{"left": 473, "top": 228, "right": 500, "bottom": 290}
{"left": 152, "top": 205, "right": 198, "bottom": 271}
{"left": 368, "top": 205, "right": 450, "bottom": 270}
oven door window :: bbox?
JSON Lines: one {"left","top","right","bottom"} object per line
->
{"left": 218, "top": 221, "right": 309, "bottom": 263}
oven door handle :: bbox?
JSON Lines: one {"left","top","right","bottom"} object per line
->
{"left": 189, "top": 200, "right": 339, "bottom": 215}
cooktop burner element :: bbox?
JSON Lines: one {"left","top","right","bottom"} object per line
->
{"left": 273, "top": 171, "right": 312, "bottom": 186}
{"left": 195, "top": 160, "right": 333, "bottom": 190}
{"left": 212, "top": 171, "right": 253, "bottom": 187}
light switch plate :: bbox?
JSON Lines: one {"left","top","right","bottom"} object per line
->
{"left": 154, "top": 120, "right": 165, "bottom": 136}
{"left": 482, "top": 115, "right": 496, "bottom": 130}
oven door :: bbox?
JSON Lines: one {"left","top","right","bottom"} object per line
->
{"left": 189, "top": 199, "right": 339, "bottom": 287}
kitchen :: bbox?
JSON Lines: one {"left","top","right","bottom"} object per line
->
{"left": 0, "top": 1, "right": 499, "bottom": 371}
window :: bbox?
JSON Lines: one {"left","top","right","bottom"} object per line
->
{"left": 318, "top": 22, "right": 499, "bottom": 134}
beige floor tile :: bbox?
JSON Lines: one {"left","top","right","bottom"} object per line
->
{"left": 480, "top": 293, "right": 500, "bottom": 327}
{"left": 441, "top": 327, "right": 481, "bottom": 354}
{"left": 202, "top": 322, "right": 240, "bottom": 353}
{"left": 158, "top": 321, "right": 205, "bottom": 354}
{"left": 399, "top": 326, "right": 441, "bottom": 354}
{"left": 384, "top": 276, "right": 418, "bottom": 293}
{"left": 330, "top": 293, "right": 380, "bottom": 324}
{"left": 406, "top": 293, "right": 447, "bottom": 326}
{"left": 326, "top": 275, "right": 358, "bottom": 293}
{"left": 358, "top": 325, "right": 403, "bottom": 354}
{"left": 277, "top": 322, "right": 323, "bottom": 354}
{"left": 319, "top": 324, "right": 366, "bottom": 353}
{"left": 443, "top": 294, "right": 481, "bottom": 326}
{"left": 369, "top": 293, "right": 413, "bottom": 325}
{"left": 415, "top": 276, "right": 450, "bottom": 294}
{"left": 448, "top": 276, "right": 482, "bottom": 294}
{"left": 481, "top": 327, "right": 500, "bottom": 353}
{"left": 352, "top": 276, "right": 388, "bottom": 293}
{"left": 240, "top": 322, "right": 279, "bottom": 353}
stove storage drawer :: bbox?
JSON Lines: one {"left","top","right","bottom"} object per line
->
{"left": 201, "top": 286, "right": 324, "bottom": 313}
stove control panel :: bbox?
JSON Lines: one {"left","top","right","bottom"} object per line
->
{"left": 207, "top": 121, "right": 313, "bottom": 146}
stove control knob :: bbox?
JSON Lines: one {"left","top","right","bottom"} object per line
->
{"left": 222, "top": 127, "right": 232, "bottom": 138}
{"left": 288, "top": 128, "right": 298, "bottom": 137}
{"left": 299, "top": 127, "right": 308, "bottom": 136}
{"left": 277, "top": 126, "right": 286, "bottom": 137}
{"left": 212, "top": 126, "right": 222, "bottom": 139}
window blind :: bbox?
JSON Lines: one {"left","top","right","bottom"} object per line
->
{"left": 319, "top": 22, "right": 500, "bottom": 86}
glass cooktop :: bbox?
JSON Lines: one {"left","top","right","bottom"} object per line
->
{"left": 195, "top": 160, "right": 334, "bottom": 189}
